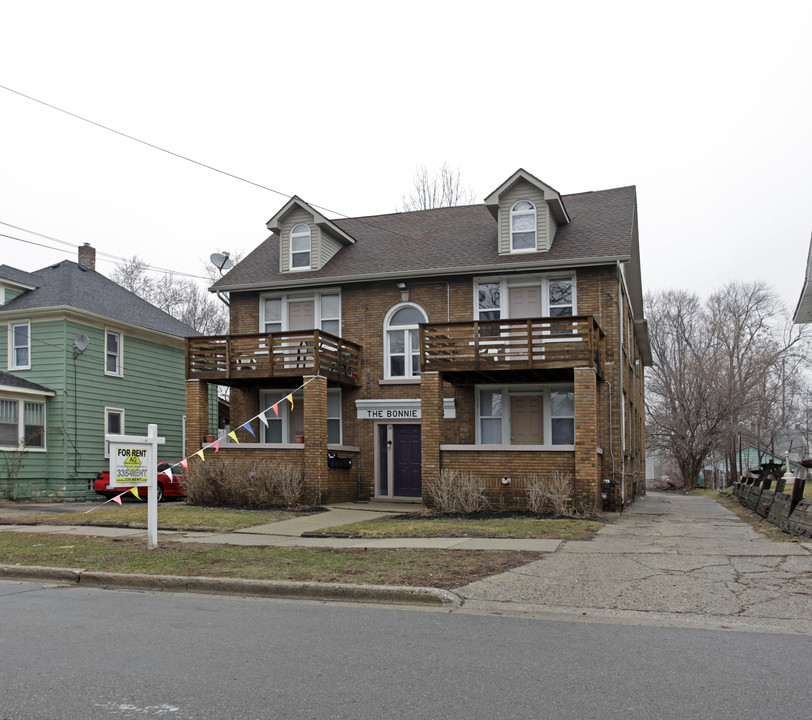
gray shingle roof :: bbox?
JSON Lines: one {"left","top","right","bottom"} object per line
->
{"left": 0, "top": 261, "right": 200, "bottom": 338}
{"left": 0, "top": 265, "right": 40, "bottom": 287}
{"left": 212, "top": 185, "right": 637, "bottom": 291}
{"left": 0, "top": 370, "right": 54, "bottom": 394}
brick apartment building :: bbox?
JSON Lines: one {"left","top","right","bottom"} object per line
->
{"left": 185, "top": 168, "right": 651, "bottom": 510}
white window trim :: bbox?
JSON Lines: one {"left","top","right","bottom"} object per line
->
{"left": 474, "top": 274, "right": 577, "bottom": 320}
{"left": 104, "top": 407, "right": 125, "bottom": 458}
{"left": 104, "top": 329, "right": 123, "bottom": 377}
{"left": 327, "top": 389, "right": 342, "bottom": 445}
{"left": 9, "top": 321, "right": 31, "bottom": 370}
{"left": 289, "top": 223, "right": 312, "bottom": 271}
{"left": 475, "top": 384, "right": 575, "bottom": 448}
{"left": 259, "top": 289, "right": 342, "bottom": 335}
{"left": 258, "top": 388, "right": 342, "bottom": 445}
{"left": 383, "top": 302, "right": 427, "bottom": 381}
{"left": 0, "top": 397, "right": 47, "bottom": 452}
{"left": 510, "top": 200, "right": 537, "bottom": 253}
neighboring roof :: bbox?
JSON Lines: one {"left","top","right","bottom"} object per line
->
{"left": 0, "top": 265, "right": 40, "bottom": 289}
{"left": 793, "top": 233, "right": 812, "bottom": 324}
{"left": 0, "top": 261, "right": 200, "bottom": 338}
{"left": 0, "top": 370, "right": 55, "bottom": 395}
{"left": 213, "top": 184, "right": 638, "bottom": 292}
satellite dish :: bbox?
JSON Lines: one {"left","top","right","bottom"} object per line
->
{"left": 210, "top": 251, "right": 234, "bottom": 274}
{"left": 73, "top": 334, "right": 89, "bottom": 353}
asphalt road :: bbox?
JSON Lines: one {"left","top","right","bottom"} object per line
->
{"left": 1, "top": 580, "right": 810, "bottom": 720}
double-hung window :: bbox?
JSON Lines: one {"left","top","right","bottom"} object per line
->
{"left": 510, "top": 201, "right": 536, "bottom": 252}
{"left": 105, "top": 330, "right": 122, "bottom": 376}
{"left": 105, "top": 407, "right": 124, "bottom": 457}
{"left": 476, "top": 385, "right": 575, "bottom": 447}
{"left": 0, "top": 398, "right": 46, "bottom": 450}
{"left": 475, "top": 275, "right": 575, "bottom": 320}
{"left": 260, "top": 291, "right": 341, "bottom": 336}
{"left": 290, "top": 224, "right": 311, "bottom": 270}
{"left": 385, "top": 304, "right": 426, "bottom": 379}
{"left": 10, "top": 322, "right": 30, "bottom": 369}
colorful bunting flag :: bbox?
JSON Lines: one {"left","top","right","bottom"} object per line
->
{"left": 272, "top": 403, "right": 279, "bottom": 417}
{"left": 181, "top": 458, "right": 188, "bottom": 470}
{"left": 113, "top": 494, "right": 123, "bottom": 506}
{"left": 242, "top": 422, "right": 256, "bottom": 438}
{"left": 228, "top": 430, "right": 240, "bottom": 444}
{"left": 164, "top": 467, "right": 173, "bottom": 481}
{"left": 130, "top": 487, "right": 141, "bottom": 500}
{"left": 258, "top": 411, "right": 268, "bottom": 427}
{"left": 286, "top": 394, "right": 294, "bottom": 410}
{"left": 196, "top": 449, "right": 205, "bottom": 461}
{"left": 213, "top": 440, "right": 220, "bottom": 452}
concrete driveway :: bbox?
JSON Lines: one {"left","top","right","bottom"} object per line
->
{"left": 458, "top": 492, "right": 812, "bottom": 634}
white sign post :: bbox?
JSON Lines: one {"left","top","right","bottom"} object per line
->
{"left": 107, "top": 424, "right": 165, "bottom": 549}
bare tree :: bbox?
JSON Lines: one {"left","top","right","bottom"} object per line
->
{"left": 400, "top": 163, "right": 476, "bottom": 211}
{"left": 645, "top": 281, "right": 809, "bottom": 488}
{"left": 111, "top": 257, "right": 231, "bottom": 335}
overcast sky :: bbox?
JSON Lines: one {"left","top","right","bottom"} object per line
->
{"left": 1, "top": 1, "right": 810, "bottom": 313}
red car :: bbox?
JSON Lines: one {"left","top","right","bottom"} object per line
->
{"left": 93, "top": 462, "right": 186, "bottom": 502}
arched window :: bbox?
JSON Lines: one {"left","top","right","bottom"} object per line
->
{"left": 290, "top": 224, "right": 311, "bottom": 269}
{"left": 510, "top": 201, "right": 536, "bottom": 251}
{"left": 385, "top": 304, "right": 427, "bottom": 379}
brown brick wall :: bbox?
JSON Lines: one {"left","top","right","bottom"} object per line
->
{"left": 185, "top": 380, "right": 210, "bottom": 458}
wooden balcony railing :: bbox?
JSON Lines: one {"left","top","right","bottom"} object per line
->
{"left": 186, "top": 331, "right": 362, "bottom": 386}
{"left": 420, "top": 315, "right": 604, "bottom": 376}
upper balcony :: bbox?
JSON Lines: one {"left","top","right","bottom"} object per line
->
{"left": 420, "top": 315, "right": 605, "bottom": 385}
{"left": 186, "top": 331, "right": 362, "bottom": 388}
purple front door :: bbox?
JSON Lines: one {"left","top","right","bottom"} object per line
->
{"left": 393, "top": 424, "right": 422, "bottom": 497}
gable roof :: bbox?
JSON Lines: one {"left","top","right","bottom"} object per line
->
{"left": 0, "top": 370, "right": 55, "bottom": 395}
{"left": 0, "top": 265, "right": 40, "bottom": 290}
{"left": 0, "top": 261, "right": 200, "bottom": 338}
{"left": 267, "top": 196, "right": 356, "bottom": 246}
{"left": 483, "top": 168, "right": 570, "bottom": 224}
{"left": 212, "top": 184, "right": 637, "bottom": 292}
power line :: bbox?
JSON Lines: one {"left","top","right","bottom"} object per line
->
{"left": 0, "top": 83, "right": 427, "bottom": 250}
{"left": 0, "top": 223, "right": 210, "bottom": 280}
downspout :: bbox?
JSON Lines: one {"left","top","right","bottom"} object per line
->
{"left": 617, "top": 261, "right": 625, "bottom": 510}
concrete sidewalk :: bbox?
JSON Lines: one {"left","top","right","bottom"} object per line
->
{"left": 0, "top": 500, "right": 562, "bottom": 552}
{"left": 458, "top": 492, "right": 812, "bottom": 633}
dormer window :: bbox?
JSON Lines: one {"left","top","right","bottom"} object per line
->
{"left": 290, "top": 224, "right": 311, "bottom": 269}
{"left": 511, "top": 201, "right": 536, "bottom": 251}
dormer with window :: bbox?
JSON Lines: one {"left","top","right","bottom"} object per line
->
{"left": 266, "top": 196, "right": 356, "bottom": 273}
{"left": 484, "top": 169, "right": 570, "bottom": 255}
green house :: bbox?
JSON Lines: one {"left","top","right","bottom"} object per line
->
{"left": 0, "top": 245, "right": 212, "bottom": 501}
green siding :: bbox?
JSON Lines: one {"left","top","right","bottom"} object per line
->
{"left": 1, "top": 317, "right": 188, "bottom": 501}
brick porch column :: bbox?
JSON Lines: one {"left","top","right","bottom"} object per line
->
{"left": 574, "top": 367, "right": 601, "bottom": 508}
{"left": 185, "top": 380, "right": 209, "bottom": 457}
{"left": 303, "top": 375, "right": 328, "bottom": 504}
{"left": 420, "top": 371, "right": 443, "bottom": 507}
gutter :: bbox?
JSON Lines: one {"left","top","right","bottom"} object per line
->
{"left": 211, "top": 254, "right": 634, "bottom": 294}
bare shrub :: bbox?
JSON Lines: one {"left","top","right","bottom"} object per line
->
{"left": 428, "top": 469, "right": 489, "bottom": 514}
{"left": 524, "top": 471, "right": 575, "bottom": 516}
{"left": 186, "top": 458, "right": 303, "bottom": 507}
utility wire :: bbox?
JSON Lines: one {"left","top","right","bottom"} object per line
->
{"left": 0, "top": 83, "right": 424, "bottom": 243}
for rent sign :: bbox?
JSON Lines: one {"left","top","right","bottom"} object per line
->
{"left": 111, "top": 445, "right": 150, "bottom": 485}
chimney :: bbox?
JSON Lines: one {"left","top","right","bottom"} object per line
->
{"left": 78, "top": 243, "right": 96, "bottom": 271}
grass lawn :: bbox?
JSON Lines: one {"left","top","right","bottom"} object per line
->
{"left": 0, "top": 532, "right": 541, "bottom": 590}
{"left": 318, "top": 514, "right": 602, "bottom": 540}
{"left": 691, "top": 488, "right": 804, "bottom": 543}
{"left": 12, "top": 504, "right": 305, "bottom": 531}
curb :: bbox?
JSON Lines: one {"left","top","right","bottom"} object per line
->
{"left": 0, "top": 564, "right": 460, "bottom": 607}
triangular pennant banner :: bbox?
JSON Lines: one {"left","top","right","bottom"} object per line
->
{"left": 242, "top": 422, "right": 256, "bottom": 438}
{"left": 213, "top": 440, "right": 220, "bottom": 452}
{"left": 113, "top": 494, "right": 123, "bottom": 506}
{"left": 196, "top": 449, "right": 205, "bottom": 461}
{"left": 258, "top": 411, "right": 268, "bottom": 427}
{"left": 164, "top": 467, "right": 173, "bottom": 481}
{"left": 272, "top": 403, "right": 279, "bottom": 417}
{"left": 130, "top": 487, "right": 141, "bottom": 500}
{"left": 181, "top": 458, "right": 188, "bottom": 470}
{"left": 286, "top": 394, "right": 294, "bottom": 410}
{"left": 228, "top": 431, "right": 240, "bottom": 444}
